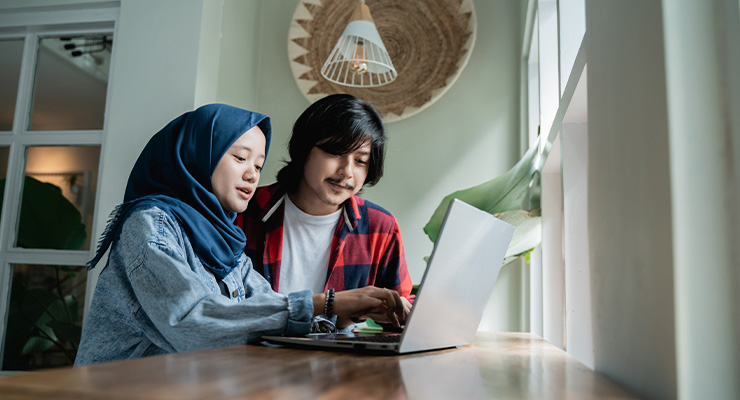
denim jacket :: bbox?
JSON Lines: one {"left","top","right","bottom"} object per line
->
{"left": 75, "top": 206, "right": 313, "bottom": 366}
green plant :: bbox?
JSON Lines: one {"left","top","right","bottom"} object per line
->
{"left": 1, "top": 176, "right": 87, "bottom": 370}
{"left": 4, "top": 268, "right": 82, "bottom": 369}
{"left": 423, "top": 145, "right": 542, "bottom": 265}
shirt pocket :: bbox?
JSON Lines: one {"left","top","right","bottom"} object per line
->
{"left": 221, "top": 272, "right": 245, "bottom": 301}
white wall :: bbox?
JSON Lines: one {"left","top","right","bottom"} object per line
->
{"left": 662, "top": 0, "right": 740, "bottom": 398}
{"left": 216, "top": 1, "right": 262, "bottom": 110}
{"left": 368, "top": 0, "right": 523, "bottom": 331}
{"left": 586, "top": 0, "right": 677, "bottom": 398}
{"left": 91, "top": 0, "right": 220, "bottom": 308}
{"left": 541, "top": 135, "right": 563, "bottom": 348}
{"left": 561, "top": 123, "right": 593, "bottom": 368}
{"left": 217, "top": 0, "right": 524, "bottom": 331}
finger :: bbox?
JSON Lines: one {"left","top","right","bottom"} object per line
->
{"left": 361, "top": 313, "right": 387, "bottom": 323}
{"left": 396, "top": 293, "right": 405, "bottom": 317}
{"left": 389, "top": 290, "right": 404, "bottom": 321}
{"left": 382, "top": 289, "right": 403, "bottom": 327}
{"left": 381, "top": 288, "right": 398, "bottom": 313}
{"left": 392, "top": 311, "right": 401, "bottom": 327}
{"left": 401, "top": 297, "right": 412, "bottom": 319}
{"left": 380, "top": 295, "right": 396, "bottom": 326}
{"left": 367, "top": 297, "right": 385, "bottom": 315}
{"left": 401, "top": 296, "right": 412, "bottom": 311}
{"left": 363, "top": 312, "right": 395, "bottom": 326}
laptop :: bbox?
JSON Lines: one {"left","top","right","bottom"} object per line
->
{"left": 262, "top": 198, "right": 515, "bottom": 354}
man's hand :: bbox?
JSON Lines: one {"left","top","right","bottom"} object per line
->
{"left": 359, "top": 295, "right": 411, "bottom": 326}
{"left": 335, "top": 294, "right": 411, "bottom": 329}
{"left": 331, "top": 286, "right": 407, "bottom": 327}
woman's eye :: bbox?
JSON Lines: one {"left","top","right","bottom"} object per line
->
{"left": 356, "top": 159, "right": 368, "bottom": 165}
{"left": 255, "top": 165, "right": 262, "bottom": 172}
{"left": 234, "top": 155, "right": 245, "bottom": 162}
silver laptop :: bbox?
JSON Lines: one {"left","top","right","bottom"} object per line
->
{"left": 262, "top": 198, "right": 515, "bottom": 354}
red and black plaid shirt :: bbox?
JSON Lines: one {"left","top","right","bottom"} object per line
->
{"left": 236, "top": 183, "right": 413, "bottom": 299}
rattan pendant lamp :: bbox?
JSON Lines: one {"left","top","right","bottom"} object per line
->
{"left": 320, "top": 0, "right": 397, "bottom": 87}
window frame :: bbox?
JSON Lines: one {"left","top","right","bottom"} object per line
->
{"left": 0, "top": 4, "right": 118, "bottom": 371}
{"left": 521, "top": 0, "right": 588, "bottom": 356}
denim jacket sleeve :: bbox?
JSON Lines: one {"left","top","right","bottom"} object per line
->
{"left": 123, "top": 207, "right": 313, "bottom": 352}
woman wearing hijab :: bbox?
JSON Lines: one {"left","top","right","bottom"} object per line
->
{"left": 75, "top": 104, "right": 405, "bottom": 365}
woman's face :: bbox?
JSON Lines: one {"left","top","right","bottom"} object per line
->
{"left": 211, "top": 126, "right": 266, "bottom": 213}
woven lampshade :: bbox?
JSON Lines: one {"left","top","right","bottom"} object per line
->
{"left": 320, "top": 0, "right": 397, "bottom": 87}
{"left": 289, "top": 0, "right": 476, "bottom": 122}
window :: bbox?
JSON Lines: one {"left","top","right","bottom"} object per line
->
{"left": 0, "top": 39, "right": 23, "bottom": 131}
{"left": 522, "top": 0, "right": 589, "bottom": 360}
{"left": 0, "top": 6, "right": 116, "bottom": 371}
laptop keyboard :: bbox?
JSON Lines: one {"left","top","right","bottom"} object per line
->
{"left": 337, "top": 334, "right": 401, "bottom": 343}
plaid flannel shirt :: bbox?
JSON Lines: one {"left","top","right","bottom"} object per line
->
{"left": 236, "top": 183, "right": 413, "bottom": 299}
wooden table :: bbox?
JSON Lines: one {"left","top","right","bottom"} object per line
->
{"left": 0, "top": 332, "right": 636, "bottom": 399}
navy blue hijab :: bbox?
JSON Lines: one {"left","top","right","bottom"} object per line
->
{"left": 89, "top": 104, "right": 271, "bottom": 279}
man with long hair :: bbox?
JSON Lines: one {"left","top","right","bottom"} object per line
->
{"left": 237, "top": 94, "right": 412, "bottom": 331}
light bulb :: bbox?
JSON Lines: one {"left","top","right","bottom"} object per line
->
{"left": 351, "top": 40, "right": 368, "bottom": 74}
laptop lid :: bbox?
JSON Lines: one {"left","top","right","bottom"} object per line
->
{"left": 262, "top": 198, "right": 515, "bottom": 354}
{"left": 397, "top": 198, "right": 515, "bottom": 353}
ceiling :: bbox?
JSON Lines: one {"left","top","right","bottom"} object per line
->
{"left": 0, "top": 35, "right": 111, "bottom": 131}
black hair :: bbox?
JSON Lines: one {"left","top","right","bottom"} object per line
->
{"left": 277, "top": 94, "right": 386, "bottom": 193}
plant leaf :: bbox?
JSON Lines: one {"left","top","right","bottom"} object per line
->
{"left": 64, "top": 294, "right": 80, "bottom": 323}
{"left": 21, "top": 335, "right": 55, "bottom": 355}
{"left": 21, "top": 289, "right": 59, "bottom": 328}
{"left": 424, "top": 210, "right": 542, "bottom": 266}
{"left": 47, "top": 320, "right": 82, "bottom": 345}
{"left": 496, "top": 210, "right": 542, "bottom": 259}
{"left": 0, "top": 176, "right": 87, "bottom": 250}
{"left": 423, "top": 144, "right": 540, "bottom": 243}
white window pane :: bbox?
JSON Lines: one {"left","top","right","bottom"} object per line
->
{"left": 0, "top": 39, "right": 24, "bottom": 131}
{"left": 29, "top": 36, "right": 111, "bottom": 131}
{"left": 19, "top": 146, "right": 100, "bottom": 250}
{"left": 0, "top": 146, "right": 10, "bottom": 227}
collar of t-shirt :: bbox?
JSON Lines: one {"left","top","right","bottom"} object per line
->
{"left": 277, "top": 195, "right": 342, "bottom": 294}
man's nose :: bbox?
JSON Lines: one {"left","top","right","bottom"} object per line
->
{"left": 338, "top": 155, "right": 353, "bottom": 178}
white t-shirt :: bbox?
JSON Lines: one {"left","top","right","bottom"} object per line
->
{"left": 277, "top": 195, "right": 342, "bottom": 294}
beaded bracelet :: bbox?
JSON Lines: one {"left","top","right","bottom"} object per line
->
{"left": 324, "top": 288, "right": 335, "bottom": 317}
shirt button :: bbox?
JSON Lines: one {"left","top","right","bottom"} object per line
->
{"left": 232, "top": 290, "right": 239, "bottom": 298}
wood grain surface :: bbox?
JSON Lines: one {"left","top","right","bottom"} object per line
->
{"left": 0, "top": 332, "right": 636, "bottom": 399}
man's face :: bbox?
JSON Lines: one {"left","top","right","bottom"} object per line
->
{"left": 294, "top": 141, "right": 371, "bottom": 215}
{"left": 211, "top": 126, "right": 266, "bottom": 213}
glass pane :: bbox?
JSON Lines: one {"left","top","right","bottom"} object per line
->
{"left": 2, "top": 264, "right": 87, "bottom": 371}
{"left": 19, "top": 146, "right": 101, "bottom": 250}
{"left": 29, "top": 35, "right": 112, "bottom": 130}
{"left": 0, "top": 39, "right": 24, "bottom": 131}
{"left": 0, "top": 146, "right": 10, "bottom": 227}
